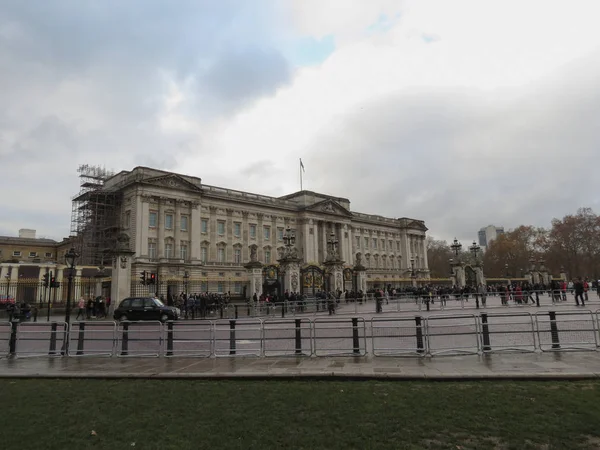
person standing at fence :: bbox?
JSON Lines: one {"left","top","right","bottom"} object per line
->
{"left": 86, "top": 297, "right": 94, "bottom": 319}
{"left": 76, "top": 296, "right": 86, "bottom": 321}
{"left": 561, "top": 280, "right": 568, "bottom": 302}
{"left": 574, "top": 277, "right": 586, "bottom": 306}
{"left": 583, "top": 279, "right": 589, "bottom": 302}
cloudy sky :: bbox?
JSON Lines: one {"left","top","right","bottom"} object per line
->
{"left": 1, "top": 0, "right": 599, "bottom": 244}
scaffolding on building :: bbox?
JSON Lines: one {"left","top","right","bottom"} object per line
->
{"left": 70, "top": 164, "right": 121, "bottom": 266}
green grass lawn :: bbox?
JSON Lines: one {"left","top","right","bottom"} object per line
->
{"left": 1, "top": 379, "right": 600, "bottom": 449}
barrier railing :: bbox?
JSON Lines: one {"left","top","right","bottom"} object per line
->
{"left": 68, "top": 321, "right": 116, "bottom": 357}
{"left": 535, "top": 310, "right": 598, "bottom": 352}
{"left": 7, "top": 307, "right": 600, "bottom": 358}
{"left": 15, "top": 322, "right": 67, "bottom": 357}
{"left": 426, "top": 314, "right": 479, "bottom": 356}
{"left": 479, "top": 312, "right": 536, "bottom": 353}
{"left": 371, "top": 316, "right": 426, "bottom": 356}
{"left": 163, "top": 321, "right": 212, "bottom": 358}
{"left": 116, "top": 321, "right": 163, "bottom": 357}
{"left": 213, "top": 319, "right": 262, "bottom": 357}
{"left": 263, "top": 318, "right": 312, "bottom": 357}
{"left": 313, "top": 317, "right": 367, "bottom": 356}
{"left": 0, "top": 322, "right": 11, "bottom": 357}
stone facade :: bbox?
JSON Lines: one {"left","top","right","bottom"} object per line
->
{"left": 101, "top": 167, "right": 429, "bottom": 296}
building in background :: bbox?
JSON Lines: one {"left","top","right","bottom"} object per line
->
{"left": 477, "top": 225, "right": 505, "bottom": 250}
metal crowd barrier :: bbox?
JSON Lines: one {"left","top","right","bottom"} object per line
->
{"left": 0, "top": 322, "right": 11, "bottom": 357}
{"left": 263, "top": 318, "right": 312, "bottom": 357}
{"left": 535, "top": 310, "right": 597, "bottom": 352}
{"left": 371, "top": 316, "right": 426, "bottom": 356}
{"left": 68, "top": 321, "right": 117, "bottom": 357}
{"left": 312, "top": 317, "right": 367, "bottom": 356}
{"left": 15, "top": 322, "right": 67, "bottom": 357}
{"left": 213, "top": 319, "right": 262, "bottom": 357}
{"left": 426, "top": 314, "right": 479, "bottom": 356}
{"left": 164, "top": 321, "right": 212, "bottom": 357}
{"left": 116, "top": 321, "right": 163, "bottom": 357}
{"left": 478, "top": 312, "right": 536, "bottom": 353}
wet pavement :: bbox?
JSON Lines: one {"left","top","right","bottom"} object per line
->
{"left": 2, "top": 351, "right": 600, "bottom": 380}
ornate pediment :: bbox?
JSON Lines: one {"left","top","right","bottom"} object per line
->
{"left": 143, "top": 174, "right": 202, "bottom": 192}
{"left": 304, "top": 199, "right": 352, "bottom": 217}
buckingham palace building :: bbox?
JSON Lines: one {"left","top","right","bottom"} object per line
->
{"left": 71, "top": 166, "right": 429, "bottom": 299}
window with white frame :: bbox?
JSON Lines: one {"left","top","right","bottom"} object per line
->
{"left": 234, "top": 222, "right": 241, "bottom": 237}
{"left": 165, "top": 242, "right": 174, "bottom": 258}
{"left": 148, "top": 240, "right": 157, "bottom": 259}
{"left": 217, "top": 282, "right": 224, "bottom": 293}
{"left": 277, "top": 227, "right": 284, "bottom": 241}
{"left": 397, "top": 241, "right": 401, "bottom": 251}
{"left": 234, "top": 282, "right": 242, "bottom": 294}
{"left": 165, "top": 214, "right": 174, "bottom": 230}
{"left": 217, "top": 221, "right": 225, "bottom": 236}
{"left": 264, "top": 250, "right": 271, "bottom": 264}
{"left": 263, "top": 226, "right": 270, "bottom": 240}
{"left": 217, "top": 247, "right": 225, "bottom": 263}
{"left": 180, "top": 243, "right": 188, "bottom": 260}
{"left": 372, "top": 238, "right": 377, "bottom": 249}
{"left": 249, "top": 224, "right": 256, "bottom": 239}
{"left": 124, "top": 210, "right": 131, "bottom": 229}
{"left": 201, "top": 219, "right": 208, "bottom": 233}
{"left": 180, "top": 215, "right": 188, "bottom": 232}
{"left": 149, "top": 211, "right": 157, "bottom": 228}
{"left": 364, "top": 237, "right": 368, "bottom": 248}
{"left": 45, "top": 252, "right": 52, "bottom": 258}
{"left": 29, "top": 252, "right": 37, "bottom": 258}
{"left": 200, "top": 246, "right": 208, "bottom": 263}
{"left": 234, "top": 248, "right": 241, "bottom": 264}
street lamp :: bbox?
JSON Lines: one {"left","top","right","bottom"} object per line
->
{"left": 504, "top": 263, "right": 509, "bottom": 278}
{"left": 469, "top": 241, "right": 481, "bottom": 260}
{"left": 64, "top": 247, "right": 79, "bottom": 327}
{"left": 450, "top": 238, "right": 462, "bottom": 257}
{"left": 183, "top": 271, "right": 190, "bottom": 296}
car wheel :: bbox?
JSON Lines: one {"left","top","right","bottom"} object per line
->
{"left": 160, "top": 314, "right": 169, "bottom": 322}
{"left": 119, "top": 315, "right": 128, "bottom": 322}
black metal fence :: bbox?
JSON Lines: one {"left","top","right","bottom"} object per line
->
{"left": 0, "top": 279, "right": 111, "bottom": 308}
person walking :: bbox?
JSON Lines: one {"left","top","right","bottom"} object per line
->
{"left": 76, "top": 296, "right": 86, "bottom": 320}
{"left": 574, "top": 277, "right": 586, "bottom": 307}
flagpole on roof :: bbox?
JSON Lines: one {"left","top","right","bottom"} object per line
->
{"left": 300, "top": 158, "right": 305, "bottom": 191}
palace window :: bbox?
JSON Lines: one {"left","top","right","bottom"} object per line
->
{"left": 165, "top": 242, "right": 174, "bottom": 258}
{"left": 217, "top": 221, "right": 225, "bottom": 236}
{"left": 217, "top": 248, "right": 225, "bottom": 263}
{"left": 234, "top": 222, "right": 241, "bottom": 237}
{"left": 265, "top": 250, "right": 271, "bottom": 264}
{"left": 234, "top": 248, "right": 241, "bottom": 264}
{"left": 381, "top": 239, "right": 385, "bottom": 250}
{"left": 200, "top": 247, "right": 207, "bottom": 263}
{"left": 28, "top": 252, "right": 37, "bottom": 258}
{"left": 372, "top": 238, "right": 377, "bottom": 249}
{"left": 180, "top": 215, "right": 188, "bottom": 232}
{"left": 45, "top": 252, "right": 53, "bottom": 258}
{"left": 148, "top": 241, "right": 157, "bottom": 259}
{"left": 277, "top": 227, "right": 284, "bottom": 241}
{"left": 263, "top": 226, "right": 270, "bottom": 240}
{"left": 249, "top": 224, "right": 256, "bottom": 239}
{"left": 397, "top": 241, "right": 401, "bottom": 251}
{"left": 165, "top": 214, "right": 173, "bottom": 230}
{"left": 180, "top": 243, "right": 188, "bottom": 261}
{"left": 149, "top": 211, "right": 157, "bottom": 228}
{"left": 355, "top": 236, "right": 360, "bottom": 248}
{"left": 364, "top": 237, "right": 368, "bottom": 248}
{"left": 124, "top": 210, "right": 131, "bottom": 229}
{"left": 217, "top": 282, "right": 224, "bottom": 293}
{"left": 201, "top": 219, "right": 208, "bottom": 233}
{"left": 234, "top": 282, "right": 242, "bottom": 294}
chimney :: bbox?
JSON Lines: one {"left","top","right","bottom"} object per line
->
{"left": 18, "top": 229, "right": 36, "bottom": 239}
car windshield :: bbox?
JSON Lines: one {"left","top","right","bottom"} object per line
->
{"left": 153, "top": 298, "right": 165, "bottom": 307}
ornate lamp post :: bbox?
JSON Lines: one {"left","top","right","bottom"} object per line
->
{"left": 63, "top": 247, "right": 79, "bottom": 354}
{"left": 504, "top": 263, "right": 509, "bottom": 278}
{"left": 451, "top": 238, "right": 462, "bottom": 257}
{"left": 469, "top": 241, "right": 481, "bottom": 261}
{"left": 183, "top": 271, "right": 190, "bottom": 296}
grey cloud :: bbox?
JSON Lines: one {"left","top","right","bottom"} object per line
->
{"left": 301, "top": 53, "right": 600, "bottom": 242}
{"left": 202, "top": 46, "right": 291, "bottom": 106}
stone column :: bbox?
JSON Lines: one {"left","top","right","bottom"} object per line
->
{"left": 10, "top": 266, "right": 19, "bottom": 282}
{"left": 110, "top": 256, "right": 133, "bottom": 312}
{"left": 475, "top": 266, "right": 486, "bottom": 286}
{"left": 241, "top": 212, "right": 249, "bottom": 262}
{"left": 158, "top": 198, "right": 165, "bottom": 258}
{"left": 280, "top": 259, "right": 301, "bottom": 294}
{"left": 174, "top": 200, "right": 181, "bottom": 258}
{"left": 209, "top": 206, "right": 217, "bottom": 261}
{"left": 190, "top": 202, "right": 201, "bottom": 261}
{"left": 455, "top": 265, "right": 466, "bottom": 288}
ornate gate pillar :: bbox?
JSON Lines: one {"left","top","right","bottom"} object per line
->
{"left": 110, "top": 234, "right": 136, "bottom": 313}
{"left": 244, "top": 244, "right": 263, "bottom": 299}
{"left": 475, "top": 265, "right": 486, "bottom": 286}
{"left": 454, "top": 265, "right": 466, "bottom": 288}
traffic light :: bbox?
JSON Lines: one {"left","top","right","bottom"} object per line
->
{"left": 49, "top": 277, "right": 60, "bottom": 288}
{"left": 140, "top": 271, "right": 147, "bottom": 285}
{"left": 148, "top": 273, "right": 156, "bottom": 285}
{"left": 42, "top": 273, "right": 49, "bottom": 288}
